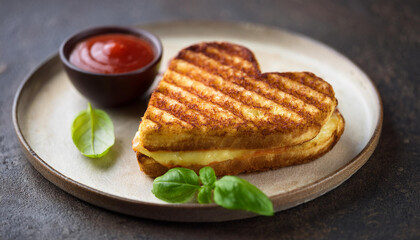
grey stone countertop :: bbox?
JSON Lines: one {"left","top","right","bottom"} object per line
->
{"left": 1, "top": 0, "right": 419, "bottom": 239}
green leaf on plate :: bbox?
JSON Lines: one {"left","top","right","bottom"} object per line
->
{"left": 214, "top": 176, "right": 274, "bottom": 216}
{"left": 197, "top": 185, "right": 213, "bottom": 204}
{"left": 199, "top": 166, "right": 216, "bottom": 187}
{"left": 152, "top": 168, "right": 200, "bottom": 203}
{"left": 71, "top": 103, "right": 115, "bottom": 158}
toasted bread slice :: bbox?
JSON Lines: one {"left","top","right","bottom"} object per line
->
{"left": 138, "top": 42, "right": 337, "bottom": 151}
{"left": 135, "top": 110, "right": 344, "bottom": 177}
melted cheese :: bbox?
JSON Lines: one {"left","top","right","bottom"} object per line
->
{"left": 132, "top": 131, "right": 253, "bottom": 166}
{"left": 132, "top": 112, "right": 340, "bottom": 167}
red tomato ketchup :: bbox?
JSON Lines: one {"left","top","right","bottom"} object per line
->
{"left": 69, "top": 33, "right": 154, "bottom": 74}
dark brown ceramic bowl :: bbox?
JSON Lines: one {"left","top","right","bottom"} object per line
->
{"left": 59, "top": 26, "right": 162, "bottom": 107}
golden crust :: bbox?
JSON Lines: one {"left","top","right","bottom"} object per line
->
{"left": 139, "top": 42, "right": 337, "bottom": 151}
{"left": 136, "top": 110, "right": 345, "bottom": 177}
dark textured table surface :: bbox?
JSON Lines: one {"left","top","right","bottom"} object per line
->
{"left": 1, "top": 0, "right": 419, "bottom": 239}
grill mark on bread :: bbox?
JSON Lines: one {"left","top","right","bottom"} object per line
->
{"left": 155, "top": 82, "right": 244, "bottom": 127}
{"left": 241, "top": 78, "right": 319, "bottom": 119}
{"left": 170, "top": 60, "right": 303, "bottom": 123}
{"left": 161, "top": 81, "right": 251, "bottom": 126}
{"left": 182, "top": 48, "right": 324, "bottom": 120}
{"left": 176, "top": 51, "right": 325, "bottom": 121}
{"left": 180, "top": 49, "right": 333, "bottom": 111}
{"left": 191, "top": 45, "right": 259, "bottom": 76}
{"left": 262, "top": 73, "right": 335, "bottom": 112}
{"left": 162, "top": 70, "right": 257, "bottom": 127}
{"left": 150, "top": 92, "right": 210, "bottom": 128}
{"left": 164, "top": 70, "right": 302, "bottom": 131}
{"left": 151, "top": 42, "right": 337, "bottom": 135}
{"left": 184, "top": 42, "right": 261, "bottom": 73}
{"left": 180, "top": 49, "right": 335, "bottom": 109}
{"left": 168, "top": 63, "right": 302, "bottom": 129}
{"left": 146, "top": 106, "right": 193, "bottom": 128}
{"left": 279, "top": 72, "right": 335, "bottom": 98}
{"left": 143, "top": 115, "right": 161, "bottom": 129}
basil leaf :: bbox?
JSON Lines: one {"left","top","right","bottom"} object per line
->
{"left": 214, "top": 176, "right": 274, "bottom": 216}
{"left": 71, "top": 103, "right": 115, "bottom": 158}
{"left": 152, "top": 168, "right": 200, "bottom": 203}
{"left": 197, "top": 186, "right": 213, "bottom": 204}
{"left": 199, "top": 166, "right": 216, "bottom": 187}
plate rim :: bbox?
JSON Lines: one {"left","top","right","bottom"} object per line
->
{"left": 12, "top": 20, "right": 383, "bottom": 222}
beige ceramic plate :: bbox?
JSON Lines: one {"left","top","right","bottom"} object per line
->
{"left": 13, "top": 21, "right": 382, "bottom": 222}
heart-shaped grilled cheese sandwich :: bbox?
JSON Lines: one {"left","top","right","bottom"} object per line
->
{"left": 132, "top": 42, "right": 344, "bottom": 177}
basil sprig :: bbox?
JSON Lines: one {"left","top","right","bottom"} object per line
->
{"left": 71, "top": 103, "right": 115, "bottom": 158}
{"left": 152, "top": 167, "right": 274, "bottom": 216}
